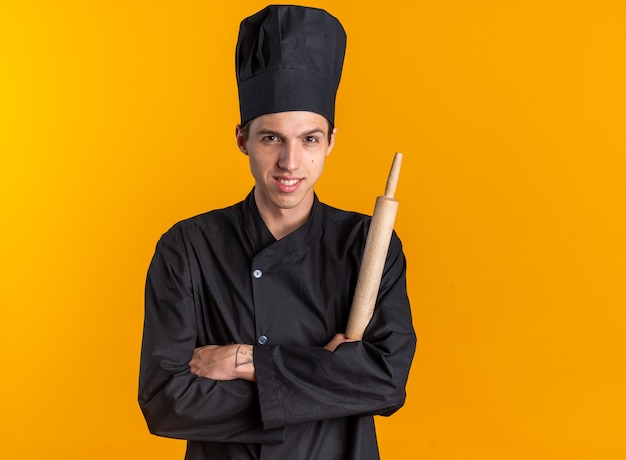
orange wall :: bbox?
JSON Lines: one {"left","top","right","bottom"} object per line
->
{"left": 1, "top": 1, "right": 625, "bottom": 458}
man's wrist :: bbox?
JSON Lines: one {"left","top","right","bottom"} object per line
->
{"left": 234, "top": 344, "right": 256, "bottom": 382}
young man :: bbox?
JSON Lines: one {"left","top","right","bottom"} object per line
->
{"left": 139, "top": 5, "right": 416, "bottom": 459}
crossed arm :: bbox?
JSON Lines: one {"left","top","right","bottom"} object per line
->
{"left": 141, "top": 229, "right": 415, "bottom": 439}
{"left": 189, "top": 334, "right": 355, "bottom": 382}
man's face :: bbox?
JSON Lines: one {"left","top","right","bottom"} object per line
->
{"left": 237, "top": 111, "right": 336, "bottom": 217}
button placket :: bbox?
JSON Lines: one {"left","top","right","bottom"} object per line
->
{"left": 252, "top": 266, "right": 268, "bottom": 344}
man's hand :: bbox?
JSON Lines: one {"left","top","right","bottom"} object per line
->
{"left": 324, "top": 333, "right": 357, "bottom": 352}
{"left": 189, "top": 344, "right": 256, "bottom": 382}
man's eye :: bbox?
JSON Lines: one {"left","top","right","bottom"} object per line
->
{"left": 304, "top": 136, "right": 318, "bottom": 143}
{"left": 263, "top": 135, "right": 279, "bottom": 142}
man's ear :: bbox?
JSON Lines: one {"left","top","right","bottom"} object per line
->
{"left": 235, "top": 125, "right": 248, "bottom": 155}
{"left": 327, "top": 127, "right": 338, "bottom": 156}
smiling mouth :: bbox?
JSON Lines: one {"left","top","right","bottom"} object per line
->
{"left": 276, "top": 178, "right": 300, "bottom": 186}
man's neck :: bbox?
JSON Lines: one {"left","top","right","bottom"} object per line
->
{"left": 254, "top": 192, "right": 314, "bottom": 240}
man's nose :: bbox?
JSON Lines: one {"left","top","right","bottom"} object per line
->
{"left": 278, "top": 142, "right": 300, "bottom": 171}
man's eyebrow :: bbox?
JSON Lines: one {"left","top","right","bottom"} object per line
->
{"left": 255, "top": 129, "right": 282, "bottom": 137}
{"left": 254, "top": 128, "right": 327, "bottom": 138}
{"left": 300, "top": 128, "right": 326, "bottom": 137}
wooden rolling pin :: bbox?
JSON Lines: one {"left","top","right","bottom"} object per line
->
{"left": 345, "top": 152, "right": 403, "bottom": 340}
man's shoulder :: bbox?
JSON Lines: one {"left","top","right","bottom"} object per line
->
{"left": 162, "top": 200, "right": 244, "bottom": 240}
{"left": 318, "top": 200, "right": 404, "bottom": 250}
{"left": 318, "top": 201, "right": 371, "bottom": 237}
{"left": 320, "top": 201, "right": 369, "bottom": 225}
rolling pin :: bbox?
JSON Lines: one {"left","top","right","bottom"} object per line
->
{"left": 345, "top": 152, "right": 403, "bottom": 340}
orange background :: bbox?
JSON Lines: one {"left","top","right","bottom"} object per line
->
{"left": 2, "top": 1, "right": 625, "bottom": 458}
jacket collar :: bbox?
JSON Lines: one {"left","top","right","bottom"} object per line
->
{"left": 242, "top": 189, "right": 324, "bottom": 257}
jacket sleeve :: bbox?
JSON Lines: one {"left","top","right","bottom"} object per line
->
{"left": 138, "top": 229, "right": 283, "bottom": 444}
{"left": 254, "top": 234, "right": 417, "bottom": 430}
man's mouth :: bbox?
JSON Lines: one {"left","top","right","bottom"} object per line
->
{"left": 276, "top": 178, "right": 300, "bottom": 186}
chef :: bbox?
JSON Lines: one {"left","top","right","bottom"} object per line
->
{"left": 139, "top": 5, "right": 416, "bottom": 459}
